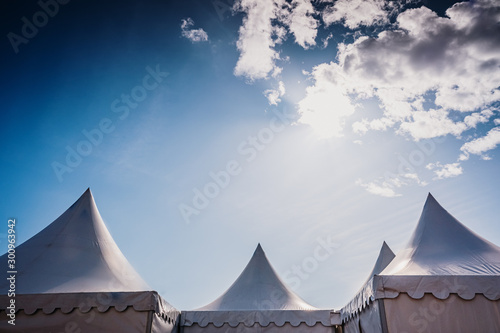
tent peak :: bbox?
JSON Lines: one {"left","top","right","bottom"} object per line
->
{"left": 196, "top": 245, "right": 318, "bottom": 311}
{"left": 73, "top": 187, "right": 94, "bottom": 204}
{"left": 340, "top": 241, "right": 395, "bottom": 320}
{"left": 380, "top": 194, "right": 500, "bottom": 276}
{"left": 425, "top": 192, "right": 439, "bottom": 205}
{"left": 0, "top": 189, "right": 150, "bottom": 294}
{"left": 368, "top": 241, "right": 395, "bottom": 279}
{"left": 81, "top": 187, "right": 93, "bottom": 199}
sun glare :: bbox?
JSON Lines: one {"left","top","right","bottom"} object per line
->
{"left": 297, "top": 84, "right": 355, "bottom": 139}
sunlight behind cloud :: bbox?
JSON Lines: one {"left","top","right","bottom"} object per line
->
{"left": 297, "top": 68, "right": 355, "bottom": 139}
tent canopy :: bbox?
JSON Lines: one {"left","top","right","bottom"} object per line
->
{"left": 340, "top": 241, "right": 395, "bottom": 321}
{"left": 197, "top": 243, "right": 317, "bottom": 311}
{"left": 380, "top": 193, "right": 500, "bottom": 276}
{"left": 0, "top": 188, "right": 179, "bottom": 326}
{"left": 364, "top": 242, "right": 395, "bottom": 283}
{"left": 183, "top": 244, "right": 337, "bottom": 328}
{"left": 342, "top": 193, "right": 500, "bottom": 321}
{"left": 0, "top": 188, "right": 149, "bottom": 294}
{"left": 374, "top": 193, "right": 500, "bottom": 333}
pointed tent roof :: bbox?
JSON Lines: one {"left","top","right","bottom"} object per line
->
{"left": 0, "top": 188, "right": 150, "bottom": 294}
{"left": 365, "top": 241, "right": 395, "bottom": 281}
{"left": 342, "top": 194, "right": 500, "bottom": 320}
{"left": 182, "top": 244, "right": 337, "bottom": 328}
{"left": 372, "top": 193, "right": 500, "bottom": 301}
{"left": 341, "top": 241, "right": 395, "bottom": 321}
{"left": 380, "top": 193, "right": 500, "bottom": 276}
{"left": 197, "top": 244, "right": 317, "bottom": 311}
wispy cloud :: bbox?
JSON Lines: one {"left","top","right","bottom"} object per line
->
{"left": 233, "top": 0, "right": 322, "bottom": 81}
{"left": 286, "top": 0, "right": 318, "bottom": 49}
{"left": 321, "top": 33, "right": 333, "bottom": 48}
{"left": 398, "top": 109, "right": 467, "bottom": 140}
{"left": 322, "top": 0, "right": 389, "bottom": 29}
{"left": 464, "top": 110, "right": 495, "bottom": 128}
{"left": 264, "top": 81, "right": 286, "bottom": 105}
{"left": 426, "top": 162, "right": 463, "bottom": 180}
{"left": 233, "top": 0, "right": 285, "bottom": 80}
{"left": 181, "top": 18, "right": 209, "bottom": 42}
{"left": 356, "top": 179, "right": 400, "bottom": 198}
{"left": 356, "top": 173, "right": 426, "bottom": 198}
{"left": 460, "top": 126, "right": 500, "bottom": 161}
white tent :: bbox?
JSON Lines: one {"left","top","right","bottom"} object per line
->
{"left": 181, "top": 244, "right": 340, "bottom": 332}
{"left": 342, "top": 193, "right": 500, "bottom": 332}
{"left": 0, "top": 188, "right": 179, "bottom": 332}
{"left": 341, "top": 242, "right": 395, "bottom": 333}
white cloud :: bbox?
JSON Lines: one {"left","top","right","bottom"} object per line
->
{"left": 233, "top": 0, "right": 285, "bottom": 80}
{"left": 322, "top": 0, "right": 389, "bottom": 29}
{"left": 231, "top": 0, "right": 500, "bottom": 185}
{"left": 233, "top": 0, "right": 323, "bottom": 80}
{"left": 233, "top": 0, "right": 319, "bottom": 81}
{"left": 464, "top": 110, "right": 494, "bottom": 128}
{"left": 286, "top": 0, "right": 318, "bottom": 49}
{"left": 297, "top": 63, "right": 355, "bottom": 138}
{"left": 264, "top": 81, "right": 286, "bottom": 105}
{"left": 322, "top": 33, "right": 333, "bottom": 48}
{"left": 278, "top": 80, "right": 286, "bottom": 95}
{"left": 399, "top": 173, "right": 426, "bottom": 185}
{"left": 181, "top": 18, "right": 208, "bottom": 42}
{"left": 459, "top": 126, "right": 500, "bottom": 160}
{"left": 398, "top": 109, "right": 467, "bottom": 140}
{"left": 300, "top": 0, "right": 500, "bottom": 142}
{"left": 353, "top": 117, "right": 395, "bottom": 135}
{"left": 352, "top": 119, "right": 369, "bottom": 135}
{"left": 426, "top": 162, "right": 463, "bottom": 179}
{"left": 356, "top": 179, "right": 401, "bottom": 198}
{"left": 356, "top": 173, "right": 426, "bottom": 198}
{"left": 369, "top": 117, "right": 394, "bottom": 131}
{"left": 264, "top": 90, "right": 281, "bottom": 105}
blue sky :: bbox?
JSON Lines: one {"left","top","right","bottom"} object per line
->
{"left": 1, "top": 0, "right": 500, "bottom": 310}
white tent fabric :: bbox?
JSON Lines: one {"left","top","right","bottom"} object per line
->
{"left": 374, "top": 193, "right": 500, "bottom": 299}
{"left": 342, "top": 193, "right": 500, "bottom": 332}
{"left": 0, "top": 189, "right": 179, "bottom": 332}
{"left": 182, "top": 244, "right": 339, "bottom": 332}
{"left": 341, "top": 242, "right": 395, "bottom": 323}
{"left": 363, "top": 242, "right": 395, "bottom": 286}
{"left": 1, "top": 188, "right": 150, "bottom": 294}
{"left": 197, "top": 244, "right": 318, "bottom": 312}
